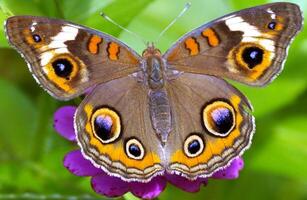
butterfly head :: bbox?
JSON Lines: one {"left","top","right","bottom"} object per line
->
{"left": 142, "top": 42, "right": 161, "bottom": 58}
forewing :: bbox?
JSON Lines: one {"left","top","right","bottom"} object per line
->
{"left": 164, "top": 3, "right": 302, "bottom": 86}
{"left": 5, "top": 16, "right": 141, "bottom": 100}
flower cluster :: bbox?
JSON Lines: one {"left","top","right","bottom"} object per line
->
{"left": 54, "top": 106, "right": 244, "bottom": 199}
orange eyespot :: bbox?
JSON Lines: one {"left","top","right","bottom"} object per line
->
{"left": 235, "top": 43, "right": 266, "bottom": 70}
{"left": 42, "top": 54, "right": 81, "bottom": 93}
{"left": 91, "top": 107, "right": 121, "bottom": 144}
{"left": 267, "top": 21, "right": 284, "bottom": 31}
{"left": 229, "top": 42, "right": 274, "bottom": 80}
{"left": 202, "top": 100, "right": 236, "bottom": 137}
{"left": 22, "top": 29, "right": 44, "bottom": 48}
{"left": 266, "top": 16, "right": 284, "bottom": 36}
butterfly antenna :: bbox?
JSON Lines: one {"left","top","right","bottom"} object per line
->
{"left": 100, "top": 12, "right": 147, "bottom": 46}
{"left": 0, "top": 4, "right": 14, "bottom": 17}
{"left": 155, "top": 2, "right": 191, "bottom": 44}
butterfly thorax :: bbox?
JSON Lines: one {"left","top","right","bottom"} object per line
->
{"left": 142, "top": 46, "right": 165, "bottom": 90}
{"left": 142, "top": 45, "right": 172, "bottom": 143}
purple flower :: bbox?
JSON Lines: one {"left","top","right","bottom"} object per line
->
{"left": 54, "top": 106, "right": 244, "bottom": 199}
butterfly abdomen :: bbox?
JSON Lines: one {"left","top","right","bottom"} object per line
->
{"left": 143, "top": 46, "right": 172, "bottom": 143}
{"left": 149, "top": 89, "right": 172, "bottom": 143}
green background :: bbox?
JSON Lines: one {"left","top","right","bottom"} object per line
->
{"left": 0, "top": 0, "right": 306, "bottom": 199}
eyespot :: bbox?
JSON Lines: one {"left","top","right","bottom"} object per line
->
{"left": 230, "top": 42, "right": 272, "bottom": 74}
{"left": 125, "top": 138, "right": 145, "bottom": 160}
{"left": 267, "top": 17, "right": 284, "bottom": 31}
{"left": 52, "top": 59, "right": 73, "bottom": 79}
{"left": 44, "top": 54, "right": 80, "bottom": 81}
{"left": 41, "top": 53, "right": 86, "bottom": 93}
{"left": 202, "top": 100, "right": 235, "bottom": 137}
{"left": 268, "top": 22, "right": 276, "bottom": 30}
{"left": 32, "top": 34, "right": 42, "bottom": 42}
{"left": 184, "top": 134, "right": 204, "bottom": 158}
{"left": 22, "top": 29, "right": 44, "bottom": 46}
{"left": 242, "top": 47, "right": 264, "bottom": 69}
{"left": 91, "top": 107, "right": 121, "bottom": 144}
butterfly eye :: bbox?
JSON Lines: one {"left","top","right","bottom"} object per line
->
{"left": 91, "top": 107, "right": 121, "bottom": 144}
{"left": 202, "top": 100, "right": 235, "bottom": 137}
{"left": 125, "top": 138, "right": 145, "bottom": 160}
{"left": 184, "top": 134, "right": 204, "bottom": 158}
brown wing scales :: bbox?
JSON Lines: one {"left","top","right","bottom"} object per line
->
{"left": 164, "top": 2, "right": 303, "bottom": 86}
{"left": 5, "top": 16, "right": 141, "bottom": 100}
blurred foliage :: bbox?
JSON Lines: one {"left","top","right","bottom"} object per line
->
{"left": 0, "top": 0, "right": 306, "bottom": 199}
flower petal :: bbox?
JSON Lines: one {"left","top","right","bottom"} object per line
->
{"left": 91, "top": 174, "right": 129, "bottom": 198}
{"left": 53, "top": 106, "right": 77, "bottom": 141}
{"left": 130, "top": 176, "right": 167, "bottom": 199}
{"left": 63, "top": 150, "right": 102, "bottom": 177}
{"left": 212, "top": 157, "right": 244, "bottom": 179}
{"left": 166, "top": 174, "right": 207, "bottom": 193}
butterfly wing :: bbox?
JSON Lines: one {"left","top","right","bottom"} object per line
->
{"left": 5, "top": 16, "right": 141, "bottom": 100}
{"left": 163, "top": 2, "right": 302, "bottom": 86}
{"left": 75, "top": 76, "right": 165, "bottom": 182}
{"left": 164, "top": 73, "right": 254, "bottom": 180}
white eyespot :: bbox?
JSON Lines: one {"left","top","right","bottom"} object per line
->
{"left": 183, "top": 134, "right": 204, "bottom": 158}
{"left": 125, "top": 138, "right": 145, "bottom": 160}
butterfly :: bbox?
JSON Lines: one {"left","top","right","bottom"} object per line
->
{"left": 5, "top": 2, "right": 303, "bottom": 182}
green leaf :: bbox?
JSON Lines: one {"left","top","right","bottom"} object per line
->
{"left": 1, "top": 0, "right": 45, "bottom": 16}
{"left": 0, "top": 78, "right": 37, "bottom": 159}
{"left": 235, "top": 78, "right": 306, "bottom": 117}
{"left": 0, "top": 2, "right": 11, "bottom": 48}
{"left": 83, "top": 0, "right": 155, "bottom": 41}
{"left": 60, "top": 0, "right": 114, "bottom": 21}
{"left": 229, "top": 0, "right": 268, "bottom": 9}
{"left": 120, "top": 0, "right": 231, "bottom": 53}
{"left": 124, "top": 193, "right": 141, "bottom": 200}
{"left": 29, "top": 93, "right": 58, "bottom": 160}
{"left": 249, "top": 116, "right": 307, "bottom": 181}
{"left": 160, "top": 173, "right": 307, "bottom": 200}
